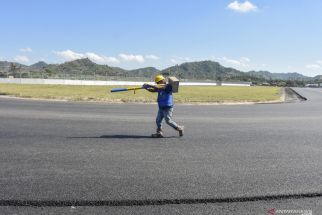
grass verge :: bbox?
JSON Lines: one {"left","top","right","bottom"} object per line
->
{"left": 0, "top": 84, "right": 282, "bottom": 103}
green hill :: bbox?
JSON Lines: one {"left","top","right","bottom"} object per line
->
{"left": 0, "top": 58, "right": 320, "bottom": 86}
{"left": 246, "top": 70, "right": 309, "bottom": 81}
{"left": 45, "top": 58, "right": 126, "bottom": 77}
{"left": 162, "top": 60, "right": 253, "bottom": 81}
{"left": 30, "top": 61, "right": 48, "bottom": 69}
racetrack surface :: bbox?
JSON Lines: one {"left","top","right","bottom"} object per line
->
{"left": 0, "top": 88, "right": 322, "bottom": 214}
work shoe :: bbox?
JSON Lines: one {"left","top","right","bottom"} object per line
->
{"left": 177, "top": 126, "right": 184, "bottom": 137}
{"left": 152, "top": 128, "right": 164, "bottom": 138}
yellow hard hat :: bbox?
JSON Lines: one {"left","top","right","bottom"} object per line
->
{"left": 155, "top": 74, "right": 165, "bottom": 83}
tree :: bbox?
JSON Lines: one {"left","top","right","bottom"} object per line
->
{"left": 9, "top": 63, "right": 17, "bottom": 74}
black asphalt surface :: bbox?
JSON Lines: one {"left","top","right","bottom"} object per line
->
{"left": 1, "top": 88, "right": 322, "bottom": 214}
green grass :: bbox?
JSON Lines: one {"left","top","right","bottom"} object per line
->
{"left": 0, "top": 83, "right": 282, "bottom": 103}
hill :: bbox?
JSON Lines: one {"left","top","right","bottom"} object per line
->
{"left": 30, "top": 61, "right": 48, "bottom": 69}
{"left": 44, "top": 58, "right": 127, "bottom": 77}
{"left": 129, "top": 67, "right": 160, "bottom": 77}
{"left": 246, "top": 70, "right": 309, "bottom": 81}
{"left": 0, "top": 58, "right": 320, "bottom": 86}
{"left": 162, "top": 60, "right": 255, "bottom": 81}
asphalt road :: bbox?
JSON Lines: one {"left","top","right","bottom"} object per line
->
{"left": 0, "top": 88, "right": 322, "bottom": 214}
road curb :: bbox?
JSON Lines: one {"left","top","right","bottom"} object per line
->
{"left": 288, "top": 87, "right": 307, "bottom": 101}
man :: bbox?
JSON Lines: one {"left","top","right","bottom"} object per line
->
{"left": 143, "top": 75, "right": 184, "bottom": 138}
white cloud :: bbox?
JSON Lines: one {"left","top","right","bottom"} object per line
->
{"left": 170, "top": 59, "right": 177, "bottom": 64}
{"left": 306, "top": 64, "right": 321, "bottom": 70}
{"left": 227, "top": 1, "right": 257, "bottom": 13}
{"left": 19, "top": 47, "right": 32, "bottom": 52}
{"left": 170, "top": 56, "right": 191, "bottom": 64}
{"left": 14, "top": 55, "right": 30, "bottom": 63}
{"left": 305, "top": 60, "right": 322, "bottom": 71}
{"left": 54, "top": 50, "right": 120, "bottom": 64}
{"left": 303, "top": 63, "right": 322, "bottom": 76}
{"left": 179, "top": 56, "right": 191, "bottom": 61}
{"left": 216, "top": 56, "right": 251, "bottom": 67}
{"left": 85, "top": 52, "right": 119, "bottom": 64}
{"left": 54, "top": 50, "right": 84, "bottom": 61}
{"left": 240, "top": 57, "right": 250, "bottom": 62}
{"left": 145, "top": 54, "right": 160, "bottom": 60}
{"left": 119, "top": 54, "right": 145, "bottom": 63}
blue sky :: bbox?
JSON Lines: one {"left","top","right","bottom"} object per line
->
{"left": 1, "top": 0, "right": 322, "bottom": 76}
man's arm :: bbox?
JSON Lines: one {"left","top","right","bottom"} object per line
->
{"left": 143, "top": 83, "right": 166, "bottom": 92}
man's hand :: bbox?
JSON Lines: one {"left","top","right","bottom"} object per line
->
{"left": 143, "top": 83, "right": 152, "bottom": 89}
{"left": 143, "top": 83, "right": 156, "bottom": 92}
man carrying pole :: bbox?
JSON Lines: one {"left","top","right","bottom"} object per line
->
{"left": 143, "top": 75, "right": 184, "bottom": 138}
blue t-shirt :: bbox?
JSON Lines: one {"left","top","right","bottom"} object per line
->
{"left": 157, "top": 84, "right": 173, "bottom": 108}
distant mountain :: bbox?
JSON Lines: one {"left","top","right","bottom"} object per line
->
{"left": 0, "top": 61, "right": 28, "bottom": 70}
{"left": 247, "top": 70, "right": 309, "bottom": 81}
{"left": 45, "top": 58, "right": 127, "bottom": 76}
{"left": 129, "top": 67, "right": 160, "bottom": 77}
{"left": 45, "top": 59, "right": 161, "bottom": 78}
{"left": 313, "top": 75, "right": 322, "bottom": 80}
{"left": 0, "top": 58, "right": 321, "bottom": 85}
{"left": 30, "top": 61, "right": 48, "bottom": 69}
{"left": 0, "top": 61, "right": 12, "bottom": 68}
{"left": 162, "top": 61, "right": 265, "bottom": 82}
